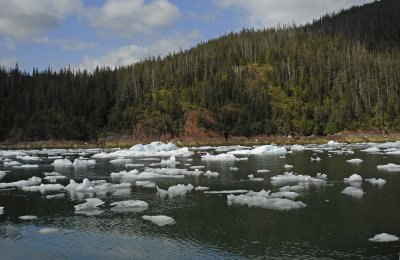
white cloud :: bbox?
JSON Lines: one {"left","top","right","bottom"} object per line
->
{"left": 87, "top": 0, "right": 181, "bottom": 36}
{"left": 0, "top": 0, "right": 82, "bottom": 39}
{"left": 217, "top": 0, "right": 375, "bottom": 27}
{"left": 0, "top": 56, "right": 17, "bottom": 68}
{"left": 79, "top": 32, "right": 199, "bottom": 69}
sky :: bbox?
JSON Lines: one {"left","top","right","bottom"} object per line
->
{"left": 0, "top": 0, "right": 375, "bottom": 71}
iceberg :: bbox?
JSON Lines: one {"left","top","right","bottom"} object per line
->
{"left": 22, "top": 184, "right": 65, "bottom": 193}
{"left": 142, "top": 215, "right": 176, "bottom": 226}
{"left": 13, "top": 164, "right": 38, "bottom": 169}
{"left": 204, "top": 190, "right": 249, "bottom": 194}
{"left": 156, "top": 183, "right": 194, "bottom": 198}
{"left": 0, "top": 176, "right": 41, "bottom": 189}
{"left": 346, "top": 158, "right": 363, "bottom": 164}
{"left": 19, "top": 215, "right": 38, "bottom": 220}
{"left": 38, "top": 228, "right": 59, "bottom": 234}
{"left": 227, "top": 190, "right": 306, "bottom": 211}
{"left": 16, "top": 155, "right": 41, "bottom": 161}
{"left": 228, "top": 145, "right": 287, "bottom": 155}
{"left": 201, "top": 153, "right": 240, "bottom": 161}
{"left": 270, "top": 172, "right": 327, "bottom": 187}
{"left": 74, "top": 198, "right": 104, "bottom": 212}
{"left": 4, "top": 160, "right": 21, "bottom": 167}
{"left": 247, "top": 174, "right": 264, "bottom": 182}
{"left": 341, "top": 187, "right": 364, "bottom": 198}
{"left": 344, "top": 174, "right": 362, "bottom": 182}
{"left": 73, "top": 159, "right": 96, "bottom": 167}
{"left": 368, "top": 233, "right": 399, "bottom": 242}
{"left": 0, "top": 206, "right": 3, "bottom": 215}
{"left": 195, "top": 186, "right": 210, "bottom": 191}
{"left": 361, "top": 147, "right": 380, "bottom": 153}
{"left": 52, "top": 159, "right": 73, "bottom": 167}
{"left": 310, "top": 157, "right": 321, "bottom": 161}
{"left": 257, "top": 169, "right": 270, "bottom": 173}
{"left": 377, "top": 163, "right": 400, "bottom": 172}
{"left": 291, "top": 145, "right": 306, "bottom": 151}
{"left": 110, "top": 200, "right": 149, "bottom": 212}
{"left": 0, "top": 171, "right": 6, "bottom": 181}
{"left": 204, "top": 170, "right": 219, "bottom": 177}
{"left": 135, "top": 181, "right": 156, "bottom": 188}
{"left": 365, "top": 178, "right": 386, "bottom": 186}
{"left": 109, "top": 158, "right": 133, "bottom": 164}
{"left": 46, "top": 193, "right": 65, "bottom": 199}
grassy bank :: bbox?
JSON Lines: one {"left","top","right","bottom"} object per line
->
{"left": 1, "top": 133, "right": 400, "bottom": 150}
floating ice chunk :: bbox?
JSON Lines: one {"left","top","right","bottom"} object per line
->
{"left": 111, "top": 169, "right": 140, "bottom": 180}
{"left": 227, "top": 191, "right": 306, "bottom": 211}
{"left": 48, "top": 156, "right": 63, "bottom": 160}
{"left": 347, "top": 158, "right": 363, "bottom": 164}
{"left": 377, "top": 163, "right": 400, "bottom": 172}
{"left": 13, "top": 164, "right": 38, "bottom": 169}
{"left": 247, "top": 174, "right": 264, "bottom": 182}
{"left": 19, "top": 215, "right": 38, "bottom": 220}
{"left": 73, "top": 159, "right": 96, "bottom": 167}
{"left": 142, "top": 215, "right": 175, "bottom": 226}
{"left": 38, "top": 228, "right": 58, "bottom": 234}
{"left": 16, "top": 155, "right": 41, "bottom": 161}
{"left": 385, "top": 149, "right": 400, "bottom": 155}
{"left": 66, "top": 178, "right": 98, "bottom": 193}
{"left": 369, "top": 233, "right": 399, "bottom": 242}
{"left": 327, "top": 140, "right": 339, "bottom": 146}
{"left": 291, "top": 145, "right": 306, "bottom": 151}
{"left": 365, "top": 178, "right": 386, "bottom": 186}
{"left": 0, "top": 150, "right": 27, "bottom": 157}
{"left": 0, "top": 207, "right": 3, "bottom": 215}
{"left": 52, "top": 159, "right": 73, "bottom": 167}
{"left": 283, "top": 164, "right": 294, "bottom": 169}
{"left": 22, "top": 184, "right": 65, "bottom": 193}
{"left": 204, "top": 190, "right": 249, "bottom": 194}
{"left": 316, "top": 173, "right": 328, "bottom": 180}
{"left": 74, "top": 198, "right": 104, "bottom": 212}
{"left": 4, "top": 160, "right": 21, "bottom": 167}
{"left": 344, "top": 174, "right": 363, "bottom": 182}
{"left": 0, "top": 171, "right": 6, "bottom": 181}
{"left": 0, "top": 176, "right": 41, "bottom": 189}
{"left": 311, "top": 157, "right": 321, "bottom": 161}
{"left": 195, "top": 186, "right": 210, "bottom": 191}
{"left": 279, "top": 185, "right": 305, "bottom": 192}
{"left": 190, "top": 165, "right": 205, "bottom": 169}
{"left": 204, "top": 170, "right": 219, "bottom": 177}
{"left": 125, "top": 163, "right": 145, "bottom": 168}
{"left": 257, "top": 169, "right": 270, "bottom": 173}
{"left": 135, "top": 181, "right": 156, "bottom": 188}
{"left": 143, "top": 168, "right": 201, "bottom": 177}
{"left": 201, "top": 153, "right": 239, "bottom": 161}
{"left": 361, "top": 147, "right": 380, "bottom": 153}
{"left": 109, "top": 158, "right": 133, "bottom": 164}
{"left": 157, "top": 184, "right": 194, "bottom": 198}
{"left": 270, "top": 172, "right": 326, "bottom": 187}
{"left": 46, "top": 193, "right": 65, "bottom": 199}
{"left": 228, "top": 145, "right": 287, "bottom": 155}
{"left": 270, "top": 191, "right": 300, "bottom": 200}
{"left": 341, "top": 187, "right": 364, "bottom": 198}
{"left": 230, "top": 167, "right": 239, "bottom": 171}
{"left": 110, "top": 200, "right": 149, "bottom": 212}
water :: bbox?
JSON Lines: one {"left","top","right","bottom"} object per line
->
{"left": 1, "top": 143, "right": 400, "bottom": 259}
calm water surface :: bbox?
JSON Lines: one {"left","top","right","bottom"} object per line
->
{"left": 0, "top": 143, "right": 400, "bottom": 259}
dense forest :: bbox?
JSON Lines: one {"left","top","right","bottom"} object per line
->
{"left": 0, "top": 0, "right": 399, "bottom": 141}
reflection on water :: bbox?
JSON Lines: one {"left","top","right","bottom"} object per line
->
{"left": 0, "top": 144, "right": 400, "bottom": 259}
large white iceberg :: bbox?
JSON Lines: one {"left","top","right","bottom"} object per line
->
{"left": 110, "top": 200, "right": 149, "bottom": 212}
{"left": 156, "top": 183, "right": 194, "bottom": 198}
{"left": 52, "top": 159, "right": 73, "bottom": 167}
{"left": 228, "top": 145, "right": 287, "bottom": 155}
{"left": 347, "top": 158, "right": 363, "bottom": 164}
{"left": 368, "top": 233, "right": 399, "bottom": 242}
{"left": 73, "top": 159, "right": 96, "bottom": 167}
{"left": 341, "top": 186, "right": 364, "bottom": 198}
{"left": 227, "top": 190, "right": 306, "bottom": 211}
{"left": 0, "top": 176, "right": 41, "bottom": 189}
{"left": 377, "top": 163, "right": 400, "bottom": 172}
{"left": 142, "top": 215, "right": 176, "bottom": 226}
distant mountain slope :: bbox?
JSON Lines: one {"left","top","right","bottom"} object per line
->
{"left": 0, "top": 0, "right": 399, "bottom": 141}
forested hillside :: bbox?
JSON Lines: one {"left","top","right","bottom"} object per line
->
{"left": 0, "top": 0, "right": 399, "bottom": 141}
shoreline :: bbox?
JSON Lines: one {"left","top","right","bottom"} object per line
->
{"left": 1, "top": 133, "right": 400, "bottom": 150}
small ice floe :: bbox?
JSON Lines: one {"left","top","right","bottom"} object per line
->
{"left": 270, "top": 172, "right": 327, "bottom": 187}
{"left": 247, "top": 174, "right": 264, "bottom": 182}
{"left": 201, "top": 153, "right": 240, "bottom": 161}
{"left": 19, "top": 215, "right": 38, "bottom": 220}
{"left": 73, "top": 159, "right": 96, "bottom": 167}
{"left": 109, "top": 158, "right": 133, "bottom": 164}
{"left": 310, "top": 157, "right": 321, "bottom": 161}
{"left": 365, "top": 178, "right": 386, "bottom": 186}
{"left": 38, "top": 228, "right": 58, "bottom": 234}
{"left": 346, "top": 158, "right": 363, "bottom": 164}
{"left": 110, "top": 200, "right": 149, "bottom": 213}
{"left": 43, "top": 172, "right": 66, "bottom": 183}
{"left": 385, "top": 149, "right": 400, "bottom": 155}
{"left": 190, "top": 165, "right": 205, "bottom": 170}
{"left": 142, "top": 215, "right": 175, "bottom": 226}
{"left": 0, "top": 207, "right": 3, "bottom": 215}
{"left": 257, "top": 169, "right": 270, "bottom": 173}
{"left": 52, "top": 158, "right": 73, "bottom": 167}
{"left": 22, "top": 184, "right": 65, "bottom": 193}
{"left": 66, "top": 178, "right": 94, "bottom": 193}
{"left": 228, "top": 145, "right": 287, "bottom": 155}
{"left": 156, "top": 184, "right": 194, "bottom": 198}
{"left": 4, "top": 161, "right": 21, "bottom": 167}
{"left": 16, "top": 155, "right": 41, "bottom": 161}
{"left": 13, "top": 164, "right": 38, "bottom": 169}
{"left": 0, "top": 176, "right": 42, "bottom": 189}
{"left": 327, "top": 140, "right": 340, "bottom": 146}
{"left": 135, "top": 181, "right": 156, "bottom": 188}
{"left": 204, "top": 170, "right": 219, "bottom": 177}
{"left": 0, "top": 171, "right": 6, "bottom": 181}
{"left": 344, "top": 174, "right": 363, "bottom": 188}
{"left": 283, "top": 164, "right": 294, "bottom": 169}
{"left": 149, "top": 155, "right": 180, "bottom": 167}
{"left": 48, "top": 156, "right": 63, "bottom": 160}
{"left": 279, "top": 185, "right": 305, "bottom": 192}
{"left": 291, "top": 145, "right": 306, "bottom": 151}
{"left": 377, "top": 163, "right": 400, "bottom": 172}
{"left": 227, "top": 190, "right": 306, "bottom": 211}
{"left": 368, "top": 233, "right": 399, "bottom": 242}
{"left": 230, "top": 167, "right": 239, "bottom": 171}
{"left": 329, "top": 149, "right": 354, "bottom": 155}
{"left": 361, "top": 147, "right": 380, "bottom": 153}
{"left": 46, "top": 193, "right": 65, "bottom": 199}
{"left": 203, "top": 190, "right": 249, "bottom": 195}
{"left": 125, "top": 163, "right": 145, "bottom": 168}
{"left": 341, "top": 187, "right": 364, "bottom": 198}
{"left": 74, "top": 198, "right": 105, "bottom": 215}
{"left": 195, "top": 186, "right": 210, "bottom": 191}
